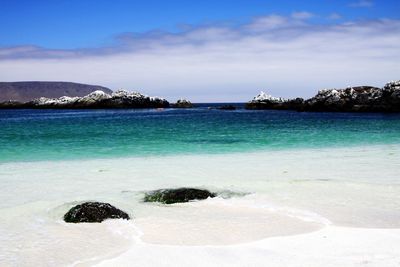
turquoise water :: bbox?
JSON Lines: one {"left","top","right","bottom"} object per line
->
{"left": 1, "top": 106, "right": 400, "bottom": 162}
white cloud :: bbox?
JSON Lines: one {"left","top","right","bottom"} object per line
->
{"left": 0, "top": 15, "right": 399, "bottom": 102}
{"left": 291, "top": 11, "right": 314, "bottom": 20}
{"left": 244, "top": 15, "right": 289, "bottom": 31}
{"left": 349, "top": 0, "right": 374, "bottom": 8}
{"left": 328, "top": 13, "right": 342, "bottom": 20}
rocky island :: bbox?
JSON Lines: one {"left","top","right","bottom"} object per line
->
{"left": 246, "top": 80, "right": 400, "bottom": 112}
{"left": 0, "top": 89, "right": 169, "bottom": 109}
{"left": 172, "top": 98, "right": 193, "bottom": 108}
{"left": 245, "top": 92, "right": 304, "bottom": 110}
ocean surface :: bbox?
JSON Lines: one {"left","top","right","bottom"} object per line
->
{"left": 1, "top": 106, "right": 400, "bottom": 266}
{"left": 1, "top": 105, "right": 400, "bottom": 162}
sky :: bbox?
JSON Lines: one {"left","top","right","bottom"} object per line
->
{"left": 0, "top": 0, "right": 399, "bottom": 102}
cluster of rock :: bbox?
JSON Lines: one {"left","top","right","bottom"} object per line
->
{"left": 64, "top": 188, "right": 216, "bottom": 223}
{"left": 0, "top": 90, "right": 169, "bottom": 109}
{"left": 246, "top": 80, "right": 400, "bottom": 112}
{"left": 172, "top": 98, "right": 193, "bottom": 108}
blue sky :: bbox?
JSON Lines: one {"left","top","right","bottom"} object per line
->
{"left": 0, "top": 0, "right": 399, "bottom": 101}
{"left": 1, "top": 0, "right": 399, "bottom": 48}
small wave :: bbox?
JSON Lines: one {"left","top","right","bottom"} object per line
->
{"left": 181, "top": 138, "right": 246, "bottom": 145}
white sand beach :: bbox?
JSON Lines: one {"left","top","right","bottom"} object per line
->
{"left": 94, "top": 226, "right": 400, "bottom": 267}
{"left": 1, "top": 144, "right": 399, "bottom": 266}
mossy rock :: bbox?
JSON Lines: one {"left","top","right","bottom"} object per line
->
{"left": 144, "top": 188, "right": 216, "bottom": 204}
{"left": 64, "top": 202, "right": 130, "bottom": 223}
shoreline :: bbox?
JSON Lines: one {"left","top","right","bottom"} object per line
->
{"left": 1, "top": 141, "right": 400, "bottom": 165}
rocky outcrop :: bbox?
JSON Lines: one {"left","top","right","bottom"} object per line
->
{"left": 172, "top": 99, "right": 193, "bottom": 108}
{"left": 0, "top": 89, "right": 169, "bottom": 109}
{"left": 302, "top": 86, "right": 381, "bottom": 112}
{"left": 302, "top": 81, "right": 400, "bottom": 112}
{"left": 64, "top": 202, "right": 130, "bottom": 223}
{"left": 245, "top": 91, "right": 304, "bottom": 110}
{"left": 382, "top": 80, "right": 400, "bottom": 108}
{"left": 144, "top": 188, "right": 216, "bottom": 204}
{"left": 246, "top": 80, "right": 400, "bottom": 112}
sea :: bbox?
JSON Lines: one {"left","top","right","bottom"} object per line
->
{"left": 1, "top": 106, "right": 400, "bottom": 266}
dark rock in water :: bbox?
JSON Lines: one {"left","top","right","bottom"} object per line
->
{"left": 300, "top": 83, "right": 400, "bottom": 112}
{"left": 246, "top": 80, "right": 400, "bottom": 112}
{"left": 144, "top": 188, "right": 216, "bottom": 204}
{"left": 301, "top": 86, "right": 383, "bottom": 112}
{"left": 172, "top": 99, "right": 193, "bottom": 108}
{"left": 245, "top": 92, "right": 304, "bottom": 110}
{"left": 64, "top": 202, "right": 130, "bottom": 223}
{"left": 217, "top": 105, "right": 236, "bottom": 110}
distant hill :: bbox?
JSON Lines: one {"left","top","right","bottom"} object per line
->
{"left": 0, "top": 81, "right": 113, "bottom": 102}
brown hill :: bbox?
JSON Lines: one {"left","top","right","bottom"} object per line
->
{"left": 0, "top": 81, "right": 113, "bottom": 102}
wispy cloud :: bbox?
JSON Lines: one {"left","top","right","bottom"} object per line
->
{"left": 328, "top": 13, "right": 342, "bottom": 20}
{"left": 291, "top": 11, "right": 314, "bottom": 20}
{"left": 0, "top": 15, "right": 399, "bottom": 101}
{"left": 349, "top": 0, "right": 374, "bottom": 8}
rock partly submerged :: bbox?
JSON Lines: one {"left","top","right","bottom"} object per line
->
{"left": 246, "top": 80, "right": 400, "bottom": 112}
{"left": 0, "top": 89, "right": 169, "bottom": 109}
{"left": 172, "top": 98, "right": 194, "bottom": 108}
{"left": 144, "top": 188, "right": 216, "bottom": 204}
{"left": 245, "top": 91, "right": 304, "bottom": 110}
{"left": 64, "top": 202, "right": 130, "bottom": 223}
